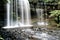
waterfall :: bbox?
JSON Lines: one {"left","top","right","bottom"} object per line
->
{"left": 3, "top": 0, "right": 32, "bottom": 28}
{"left": 3, "top": 0, "right": 19, "bottom": 28}
{"left": 36, "top": 9, "right": 48, "bottom": 26}
{"left": 7, "top": 0, "right": 10, "bottom": 26}
{"left": 19, "top": 0, "right": 32, "bottom": 27}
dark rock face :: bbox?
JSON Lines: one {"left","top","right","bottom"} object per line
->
{"left": 0, "top": 0, "right": 6, "bottom": 27}
{"left": 0, "top": 28, "right": 25, "bottom": 40}
{"left": 0, "top": 28, "right": 15, "bottom": 40}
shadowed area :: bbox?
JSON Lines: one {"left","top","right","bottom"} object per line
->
{"left": 0, "top": 0, "right": 6, "bottom": 27}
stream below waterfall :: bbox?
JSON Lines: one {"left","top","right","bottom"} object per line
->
{"left": 21, "top": 28, "right": 60, "bottom": 40}
{"left": 0, "top": 27, "right": 60, "bottom": 40}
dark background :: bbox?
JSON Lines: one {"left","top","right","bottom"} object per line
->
{"left": 0, "top": 0, "right": 6, "bottom": 27}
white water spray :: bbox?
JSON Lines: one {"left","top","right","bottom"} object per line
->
{"left": 3, "top": 0, "right": 32, "bottom": 28}
{"left": 3, "top": 0, "right": 19, "bottom": 28}
{"left": 7, "top": 0, "right": 10, "bottom": 26}
{"left": 36, "top": 9, "right": 48, "bottom": 26}
{"left": 19, "top": 0, "right": 32, "bottom": 27}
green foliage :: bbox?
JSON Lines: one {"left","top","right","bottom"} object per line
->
{"left": 28, "top": 0, "right": 33, "bottom": 2}
{"left": 58, "top": 1, "right": 60, "bottom": 4}
{"left": 49, "top": 10, "right": 60, "bottom": 17}
{"left": 0, "top": 35, "right": 4, "bottom": 40}
{"left": 49, "top": 10, "right": 60, "bottom": 25}
{"left": 3, "top": 0, "right": 7, "bottom": 3}
{"left": 42, "top": 0, "right": 60, "bottom": 3}
{"left": 43, "top": 0, "right": 53, "bottom": 2}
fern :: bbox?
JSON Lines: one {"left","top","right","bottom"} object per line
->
{"left": 0, "top": 35, "right": 4, "bottom": 40}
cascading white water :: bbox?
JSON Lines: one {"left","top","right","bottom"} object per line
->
{"left": 19, "top": 0, "right": 32, "bottom": 27}
{"left": 36, "top": 9, "right": 48, "bottom": 26}
{"left": 3, "top": 0, "right": 32, "bottom": 28}
{"left": 7, "top": 0, "right": 10, "bottom": 26}
{"left": 3, "top": 0, "right": 19, "bottom": 28}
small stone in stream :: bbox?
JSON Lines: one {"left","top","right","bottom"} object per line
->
{"left": 18, "top": 32, "right": 21, "bottom": 34}
{"left": 49, "top": 30, "right": 53, "bottom": 33}
{"left": 5, "top": 38, "right": 12, "bottom": 40}
{"left": 41, "top": 28, "right": 47, "bottom": 31}
{"left": 15, "top": 29, "right": 18, "bottom": 32}
{"left": 38, "top": 28, "right": 42, "bottom": 31}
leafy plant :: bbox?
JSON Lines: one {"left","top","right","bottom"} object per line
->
{"left": 3, "top": 0, "right": 7, "bottom": 3}
{"left": 49, "top": 10, "right": 60, "bottom": 17}
{"left": 0, "top": 35, "right": 4, "bottom": 40}
{"left": 43, "top": 0, "right": 53, "bottom": 2}
{"left": 49, "top": 10, "right": 60, "bottom": 26}
{"left": 58, "top": 1, "right": 60, "bottom": 4}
